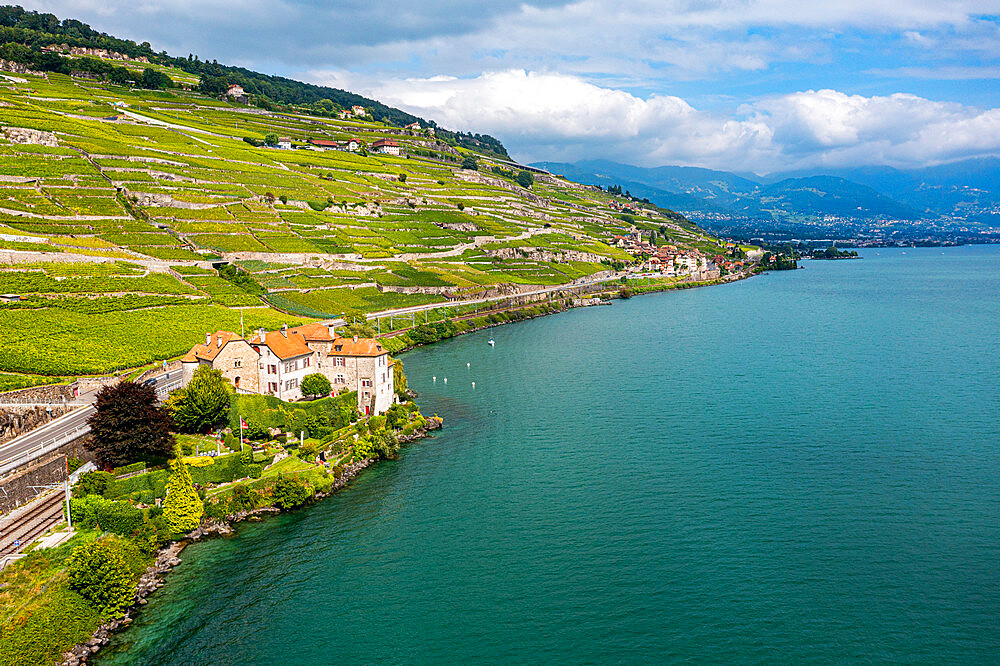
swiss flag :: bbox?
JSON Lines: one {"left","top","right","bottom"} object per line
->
{"left": 240, "top": 417, "right": 247, "bottom": 429}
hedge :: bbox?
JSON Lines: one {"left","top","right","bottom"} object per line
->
{"left": 103, "top": 469, "right": 170, "bottom": 501}
{"left": 111, "top": 461, "right": 146, "bottom": 477}
{"left": 69, "top": 496, "right": 144, "bottom": 535}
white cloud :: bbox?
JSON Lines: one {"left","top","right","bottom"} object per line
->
{"left": 314, "top": 69, "right": 1000, "bottom": 173}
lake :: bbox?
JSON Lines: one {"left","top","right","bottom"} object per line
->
{"left": 101, "top": 246, "right": 1000, "bottom": 664}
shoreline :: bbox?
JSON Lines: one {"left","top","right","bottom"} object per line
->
{"left": 61, "top": 418, "right": 442, "bottom": 665}
{"left": 380, "top": 270, "right": 755, "bottom": 355}
{"left": 61, "top": 271, "right": 752, "bottom": 664}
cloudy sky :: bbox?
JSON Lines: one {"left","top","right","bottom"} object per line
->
{"left": 21, "top": 0, "right": 1000, "bottom": 173}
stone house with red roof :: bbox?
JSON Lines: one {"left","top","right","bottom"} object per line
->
{"left": 181, "top": 331, "right": 260, "bottom": 394}
{"left": 181, "top": 323, "right": 394, "bottom": 414}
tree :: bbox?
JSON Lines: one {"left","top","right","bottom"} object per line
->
{"left": 67, "top": 536, "right": 140, "bottom": 619}
{"left": 461, "top": 155, "right": 478, "bottom": 170}
{"left": 140, "top": 67, "right": 171, "bottom": 89}
{"left": 300, "top": 373, "right": 331, "bottom": 400}
{"left": 516, "top": 170, "right": 534, "bottom": 188}
{"left": 86, "top": 382, "right": 174, "bottom": 468}
{"left": 393, "top": 358, "right": 407, "bottom": 397}
{"left": 163, "top": 459, "right": 203, "bottom": 534}
{"left": 398, "top": 172, "right": 407, "bottom": 182}
{"left": 264, "top": 132, "right": 278, "bottom": 146}
{"left": 165, "top": 366, "right": 232, "bottom": 433}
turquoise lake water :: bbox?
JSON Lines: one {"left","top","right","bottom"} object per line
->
{"left": 101, "top": 246, "right": 1000, "bottom": 663}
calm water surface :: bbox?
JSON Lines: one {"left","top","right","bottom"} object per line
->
{"left": 101, "top": 246, "right": 1000, "bottom": 664}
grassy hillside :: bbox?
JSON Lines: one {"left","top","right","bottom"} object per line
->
{"left": 0, "top": 54, "right": 729, "bottom": 386}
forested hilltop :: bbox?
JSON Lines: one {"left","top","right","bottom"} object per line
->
{"left": 0, "top": 5, "right": 736, "bottom": 391}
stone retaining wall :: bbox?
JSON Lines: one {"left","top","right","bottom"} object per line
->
{"left": 0, "top": 383, "right": 76, "bottom": 404}
{"left": 0, "top": 455, "right": 67, "bottom": 515}
{"left": 0, "top": 406, "right": 75, "bottom": 445}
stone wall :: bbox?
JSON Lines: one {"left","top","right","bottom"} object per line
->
{"left": 0, "top": 382, "right": 76, "bottom": 404}
{"left": 0, "top": 406, "right": 75, "bottom": 446}
{"left": 0, "top": 455, "right": 67, "bottom": 515}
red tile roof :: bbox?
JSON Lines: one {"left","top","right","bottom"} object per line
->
{"left": 182, "top": 331, "right": 245, "bottom": 362}
{"left": 249, "top": 327, "right": 312, "bottom": 360}
{"left": 371, "top": 139, "right": 399, "bottom": 148}
{"left": 329, "top": 336, "right": 388, "bottom": 357}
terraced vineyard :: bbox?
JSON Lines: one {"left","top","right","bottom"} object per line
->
{"left": 0, "top": 62, "right": 730, "bottom": 384}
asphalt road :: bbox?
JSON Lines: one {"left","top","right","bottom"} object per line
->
{"left": 0, "top": 369, "right": 183, "bottom": 475}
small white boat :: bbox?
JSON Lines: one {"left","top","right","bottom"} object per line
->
{"left": 488, "top": 337, "right": 495, "bottom": 347}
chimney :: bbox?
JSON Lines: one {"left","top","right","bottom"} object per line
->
{"left": 217, "top": 334, "right": 223, "bottom": 348}
{"left": 205, "top": 332, "right": 211, "bottom": 346}
{"left": 353, "top": 335, "right": 358, "bottom": 343}
{"left": 281, "top": 324, "right": 288, "bottom": 338}
{"left": 258, "top": 327, "right": 265, "bottom": 341}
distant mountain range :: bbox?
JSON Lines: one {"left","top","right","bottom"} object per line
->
{"left": 531, "top": 158, "right": 1000, "bottom": 232}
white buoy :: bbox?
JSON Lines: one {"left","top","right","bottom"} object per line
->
{"left": 467, "top": 362, "right": 471, "bottom": 368}
{"left": 443, "top": 377, "right": 447, "bottom": 383}
{"left": 432, "top": 376, "right": 436, "bottom": 382}
{"left": 472, "top": 382, "right": 475, "bottom": 389}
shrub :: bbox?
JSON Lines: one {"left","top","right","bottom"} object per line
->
{"left": 163, "top": 460, "right": 204, "bottom": 534}
{"left": 301, "top": 373, "right": 331, "bottom": 400}
{"left": 67, "top": 536, "right": 142, "bottom": 619}
{"left": 229, "top": 484, "right": 261, "bottom": 512}
{"left": 0, "top": 588, "right": 100, "bottom": 666}
{"left": 247, "top": 464, "right": 263, "bottom": 479}
{"left": 70, "top": 494, "right": 109, "bottom": 528}
{"left": 73, "top": 470, "right": 114, "bottom": 498}
{"left": 271, "top": 475, "right": 312, "bottom": 509}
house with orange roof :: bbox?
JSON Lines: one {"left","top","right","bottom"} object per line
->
{"left": 181, "top": 331, "right": 259, "bottom": 394}
{"left": 320, "top": 334, "right": 394, "bottom": 415}
{"left": 248, "top": 324, "right": 319, "bottom": 401}
{"left": 180, "top": 323, "right": 395, "bottom": 413}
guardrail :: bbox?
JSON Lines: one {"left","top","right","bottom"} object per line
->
{"left": 0, "top": 420, "right": 90, "bottom": 477}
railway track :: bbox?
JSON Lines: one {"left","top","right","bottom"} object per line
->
{"left": 0, "top": 490, "right": 65, "bottom": 556}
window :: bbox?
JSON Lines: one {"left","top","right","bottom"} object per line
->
{"left": 284, "top": 361, "right": 296, "bottom": 373}
{"left": 267, "top": 382, "right": 278, "bottom": 393}
{"left": 304, "top": 356, "right": 311, "bottom": 368}
{"left": 333, "top": 356, "right": 346, "bottom": 367}
{"left": 285, "top": 378, "right": 299, "bottom": 391}
{"left": 361, "top": 379, "right": 373, "bottom": 387}
{"left": 234, "top": 359, "right": 242, "bottom": 368}
{"left": 334, "top": 375, "right": 346, "bottom": 384}
{"left": 382, "top": 373, "right": 386, "bottom": 383}
{"left": 268, "top": 364, "right": 277, "bottom": 374}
